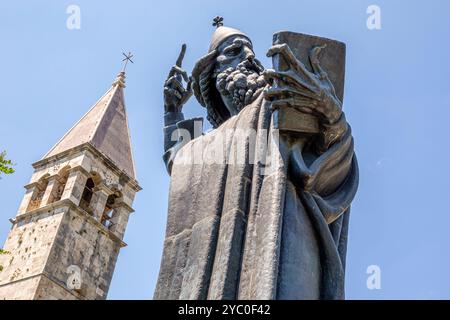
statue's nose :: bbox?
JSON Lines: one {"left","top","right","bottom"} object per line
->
{"left": 243, "top": 47, "right": 255, "bottom": 61}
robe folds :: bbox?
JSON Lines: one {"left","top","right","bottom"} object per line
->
{"left": 154, "top": 93, "right": 359, "bottom": 300}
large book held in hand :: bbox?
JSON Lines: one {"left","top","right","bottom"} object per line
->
{"left": 271, "top": 31, "right": 346, "bottom": 134}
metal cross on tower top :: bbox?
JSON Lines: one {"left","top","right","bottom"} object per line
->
{"left": 212, "top": 16, "right": 224, "bottom": 28}
{"left": 121, "top": 51, "right": 134, "bottom": 72}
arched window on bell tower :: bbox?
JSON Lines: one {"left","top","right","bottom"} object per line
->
{"left": 52, "top": 167, "right": 70, "bottom": 203}
{"left": 27, "top": 175, "right": 50, "bottom": 211}
{"left": 101, "top": 193, "right": 119, "bottom": 229}
{"left": 80, "top": 177, "right": 95, "bottom": 214}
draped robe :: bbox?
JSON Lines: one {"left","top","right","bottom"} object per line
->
{"left": 154, "top": 92, "right": 358, "bottom": 300}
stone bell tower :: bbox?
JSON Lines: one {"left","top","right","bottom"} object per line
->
{"left": 0, "top": 71, "right": 141, "bottom": 300}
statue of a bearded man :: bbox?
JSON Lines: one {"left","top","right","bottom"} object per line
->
{"left": 155, "top": 19, "right": 358, "bottom": 300}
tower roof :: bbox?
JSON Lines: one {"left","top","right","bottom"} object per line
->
{"left": 43, "top": 72, "right": 137, "bottom": 179}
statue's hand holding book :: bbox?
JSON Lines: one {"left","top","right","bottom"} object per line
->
{"left": 264, "top": 42, "right": 343, "bottom": 128}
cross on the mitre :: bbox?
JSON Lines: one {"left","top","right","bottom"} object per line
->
{"left": 121, "top": 52, "right": 134, "bottom": 72}
{"left": 212, "top": 16, "right": 224, "bottom": 28}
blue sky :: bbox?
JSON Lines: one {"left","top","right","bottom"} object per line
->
{"left": 1, "top": 0, "right": 450, "bottom": 299}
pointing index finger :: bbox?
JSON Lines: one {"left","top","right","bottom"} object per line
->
{"left": 175, "top": 44, "right": 187, "bottom": 68}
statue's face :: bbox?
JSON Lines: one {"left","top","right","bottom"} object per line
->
{"left": 215, "top": 35, "right": 255, "bottom": 73}
{"left": 214, "top": 35, "right": 266, "bottom": 116}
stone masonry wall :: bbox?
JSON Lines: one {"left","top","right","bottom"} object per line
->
{"left": 0, "top": 204, "right": 122, "bottom": 300}
{"left": 42, "top": 207, "right": 121, "bottom": 299}
{"left": 0, "top": 207, "right": 67, "bottom": 299}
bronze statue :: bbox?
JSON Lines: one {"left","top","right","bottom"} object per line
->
{"left": 155, "top": 18, "right": 358, "bottom": 300}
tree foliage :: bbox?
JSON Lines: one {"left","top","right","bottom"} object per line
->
{"left": 0, "top": 150, "right": 14, "bottom": 271}
{"left": 0, "top": 249, "right": 9, "bottom": 272}
{"left": 0, "top": 151, "right": 15, "bottom": 177}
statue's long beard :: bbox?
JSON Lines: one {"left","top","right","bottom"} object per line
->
{"left": 215, "top": 59, "right": 266, "bottom": 112}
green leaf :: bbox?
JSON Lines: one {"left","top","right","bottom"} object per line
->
{"left": 0, "top": 150, "right": 15, "bottom": 177}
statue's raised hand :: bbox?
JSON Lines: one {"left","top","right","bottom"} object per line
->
{"left": 164, "top": 44, "right": 193, "bottom": 113}
{"left": 264, "top": 43, "right": 342, "bottom": 125}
